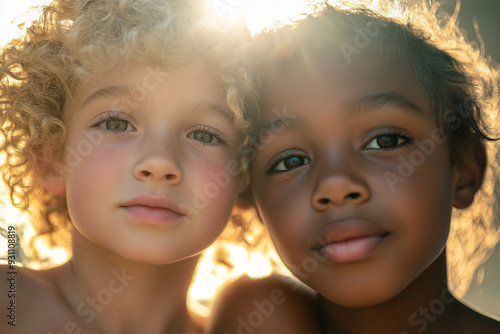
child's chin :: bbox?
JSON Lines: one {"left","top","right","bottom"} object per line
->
{"left": 318, "top": 282, "right": 405, "bottom": 309}
{"left": 329, "top": 295, "right": 389, "bottom": 309}
{"left": 128, "top": 253, "right": 197, "bottom": 266}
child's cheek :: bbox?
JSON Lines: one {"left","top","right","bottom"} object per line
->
{"left": 191, "top": 159, "right": 241, "bottom": 212}
{"left": 63, "top": 144, "right": 128, "bottom": 201}
{"left": 377, "top": 141, "right": 454, "bottom": 231}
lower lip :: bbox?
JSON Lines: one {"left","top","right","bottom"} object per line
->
{"left": 121, "top": 206, "right": 184, "bottom": 225}
{"left": 317, "top": 235, "right": 385, "bottom": 264}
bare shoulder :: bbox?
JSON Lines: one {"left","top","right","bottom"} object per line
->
{"left": 0, "top": 263, "right": 88, "bottom": 333}
{"left": 207, "top": 274, "right": 323, "bottom": 334}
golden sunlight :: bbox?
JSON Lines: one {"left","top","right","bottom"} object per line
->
{"left": 209, "top": 0, "right": 313, "bottom": 35}
{"left": 0, "top": 1, "right": 53, "bottom": 47}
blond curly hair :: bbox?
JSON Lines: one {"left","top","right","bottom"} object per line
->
{"left": 0, "top": 0, "right": 258, "bottom": 261}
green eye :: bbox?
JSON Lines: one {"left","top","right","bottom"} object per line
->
{"left": 105, "top": 119, "right": 129, "bottom": 131}
{"left": 93, "top": 115, "right": 134, "bottom": 132}
{"left": 192, "top": 130, "right": 216, "bottom": 143}
{"left": 188, "top": 127, "right": 224, "bottom": 145}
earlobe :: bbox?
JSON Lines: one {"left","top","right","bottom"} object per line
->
{"left": 36, "top": 159, "right": 66, "bottom": 196}
{"left": 452, "top": 142, "right": 487, "bottom": 209}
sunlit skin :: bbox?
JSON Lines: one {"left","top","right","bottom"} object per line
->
{"left": 0, "top": 59, "right": 242, "bottom": 334}
{"left": 62, "top": 60, "right": 240, "bottom": 266}
{"left": 247, "top": 49, "right": 500, "bottom": 333}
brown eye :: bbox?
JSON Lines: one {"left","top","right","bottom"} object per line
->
{"left": 272, "top": 155, "right": 310, "bottom": 172}
{"left": 376, "top": 135, "right": 399, "bottom": 148}
{"left": 365, "top": 133, "right": 409, "bottom": 150}
{"left": 284, "top": 156, "right": 307, "bottom": 169}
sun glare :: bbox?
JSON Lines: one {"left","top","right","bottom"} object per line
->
{"left": 0, "top": 1, "right": 53, "bottom": 47}
{"left": 209, "top": 0, "right": 313, "bottom": 35}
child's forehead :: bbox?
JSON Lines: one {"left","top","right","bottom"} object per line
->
{"left": 65, "top": 59, "right": 227, "bottom": 115}
{"left": 263, "top": 45, "right": 412, "bottom": 94}
{"left": 259, "top": 47, "right": 432, "bottom": 123}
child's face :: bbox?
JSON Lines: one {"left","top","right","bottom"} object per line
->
{"left": 250, "top": 52, "right": 460, "bottom": 307}
{"left": 57, "top": 59, "right": 241, "bottom": 264}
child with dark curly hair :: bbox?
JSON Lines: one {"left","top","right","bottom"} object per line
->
{"left": 208, "top": 1, "right": 500, "bottom": 333}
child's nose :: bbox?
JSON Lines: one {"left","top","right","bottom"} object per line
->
{"left": 311, "top": 173, "right": 370, "bottom": 210}
{"left": 133, "top": 145, "right": 183, "bottom": 185}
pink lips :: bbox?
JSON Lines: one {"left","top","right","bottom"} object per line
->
{"left": 120, "top": 195, "right": 185, "bottom": 225}
{"left": 314, "top": 219, "right": 387, "bottom": 264}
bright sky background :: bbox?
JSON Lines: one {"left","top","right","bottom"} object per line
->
{"left": 0, "top": 0, "right": 320, "bottom": 47}
{"left": 0, "top": 0, "right": 53, "bottom": 47}
{"left": 209, "top": 0, "right": 313, "bottom": 34}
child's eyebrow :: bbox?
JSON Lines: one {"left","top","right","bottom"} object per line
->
{"left": 80, "top": 86, "right": 234, "bottom": 124}
{"left": 80, "top": 85, "right": 132, "bottom": 109}
{"left": 258, "top": 92, "right": 425, "bottom": 134}
{"left": 188, "top": 101, "right": 234, "bottom": 124}
{"left": 257, "top": 113, "right": 305, "bottom": 142}
{"left": 346, "top": 92, "right": 427, "bottom": 119}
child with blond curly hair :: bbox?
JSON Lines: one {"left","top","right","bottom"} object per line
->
{"left": 0, "top": 0, "right": 257, "bottom": 332}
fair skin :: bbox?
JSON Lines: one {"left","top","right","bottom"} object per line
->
{"left": 209, "top": 49, "right": 500, "bottom": 333}
{"left": 1, "top": 59, "right": 242, "bottom": 334}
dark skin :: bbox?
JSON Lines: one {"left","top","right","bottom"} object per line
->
{"left": 318, "top": 253, "right": 500, "bottom": 334}
{"left": 207, "top": 274, "right": 325, "bottom": 334}
{"left": 208, "top": 49, "right": 500, "bottom": 333}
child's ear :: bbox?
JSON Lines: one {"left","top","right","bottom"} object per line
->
{"left": 452, "top": 142, "right": 487, "bottom": 209}
{"left": 36, "top": 157, "right": 66, "bottom": 196}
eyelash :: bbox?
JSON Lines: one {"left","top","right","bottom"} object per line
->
{"left": 90, "top": 114, "right": 226, "bottom": 146}
{"left": 91, "top": 113, "right": 134, "bottom": 133}
{"left": 264, "top": 131, "right": 413, "bottom": 175}
{"left": 363, "top": 130, "right": 413, "bottom": 150}
{"left": 265, "top": 151, "right": 310, "bottom": 175}
{"left": 188, "top": 125, "right": 227, "bottom": 146}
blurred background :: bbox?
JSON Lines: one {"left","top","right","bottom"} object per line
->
{"left": 435, "top": 0, "right": 500, "bottom": 319}
{"left": 0, "top": 0, "right": 499, "bottom": 319}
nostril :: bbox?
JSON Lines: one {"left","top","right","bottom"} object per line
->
{"left": 347, "top": 193, "right": 360, "bottom": 200}
{"left": 141, "top": 171, "right": 152, "bottom": 177}
{"left": 166, "top": 174, "right": 177, "bottom": 181}
{"left": 318, "top": 198, "right": 330, "bottom": 205}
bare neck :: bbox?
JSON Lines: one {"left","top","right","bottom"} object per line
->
{"left": 55, "top": 230, "right": 202, "bottom": 334}
{"left": 319, "top": 252, "right": 468, "bottom": 334}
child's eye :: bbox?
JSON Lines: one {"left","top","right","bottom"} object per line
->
{"left": 266, "top": 151, "right": 310, "bottom": 174}
{"left": 92, "top": 114, "right": 135, "bottom": 132}
{"left": 365, "top": 133, "right": 411, "bottom": 150}
{"left": 190, "top": 130, "right": 216, "bottom": 143}
{"left": 187, "top": 127, "right": 226, "bottom": 145}
{"left": 101, "top": 119, "right": 133, "bottom": 131}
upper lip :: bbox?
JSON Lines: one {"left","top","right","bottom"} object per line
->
{"left": 120, "top": 195, "right": 185, "bottom": 215}
{"left": 312, "top": 218, "right": 388, "bottom": 250}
